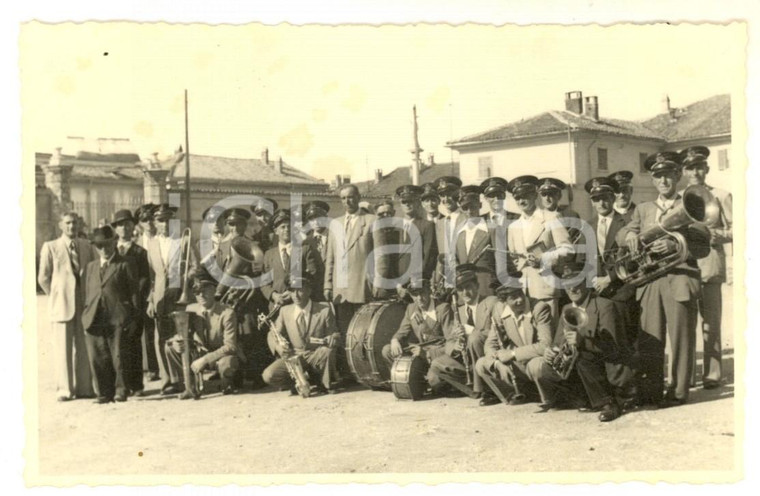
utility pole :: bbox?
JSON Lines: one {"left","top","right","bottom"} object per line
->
{"left": 410, "top": 105, "right": 423, "bottom": 186}
{"left": 184, "top": 89, "right": 191, "bottom": 227}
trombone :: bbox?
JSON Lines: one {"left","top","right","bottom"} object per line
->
{"left": 171, "top": 228, "right": 202, "bottom": 399}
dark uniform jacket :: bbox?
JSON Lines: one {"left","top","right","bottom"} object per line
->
{"left": 82, "top": 253, "right": 140, "bottom": 334}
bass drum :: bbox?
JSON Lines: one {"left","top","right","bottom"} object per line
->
{"left": 390, "top": 355, "right": 429, "bottom": 401}
{"left": 345, "top": 301, "right": 405, "bottom": 390}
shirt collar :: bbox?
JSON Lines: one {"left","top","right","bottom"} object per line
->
{"left": 295, "top": 300, "right": 312, "bottom": 318}
{"left": 62, "top": 234, "right": 73, "bottom": 245}
{"left": 500, "top": 302, "right": 532, "bottom": 322}
{"left": 100, "top": 251, "right": 116, "bottom": 266}
{"left": 419, "top": 300, "right": 437, "bottom": 321}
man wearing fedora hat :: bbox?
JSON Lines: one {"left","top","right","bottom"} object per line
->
{"left": 617, "top": 152, "right": 711, "bottom": 407}
{"left": 82, "top": 226, "right": 141, "bottom": 403}
{"left": 475, "top": 275, "right": 553, "bottom": 407}
{"left": 679, "top": 145, "right": 733, "bottom": 390}
{"left": 111, "top": 209, "right": 150, "bottom": 395}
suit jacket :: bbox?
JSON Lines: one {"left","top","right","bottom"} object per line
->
{"left": 455, "top": 295, "right": 498, "bottom": 333}
{"left": 262, "top": 239, "right": 320, "bottom": 301}
{"left": 393, "top": 301, "right": 453, "bottom": 361}
{"left": 146, "top": 234, "right": 184, "bottom": 315}
{"left": 588, "top": 212, "right": 635, "bottom": 301}
{"left": 81, "top": 253, "right": 140, "bottom": 333}
{"left": 398, "top": 217, "right": 437, "bottom": 281}
{"left": 689, "top": 185, "right": 732, "bottom": 283}
{"left": 122, "top": 242, "right": 150, "bottom": 308}
{"left": 273, "top": 301, "right": 337, "bottom": 353}
{"left": 484, "top": 299, "right": 553, "bottom": 363}
{"left": 324, "top": 211, "right": 376, "bottom": 304}
{"left": 616, "top": 197, "right": 710, "bottom": 301}
{"left": 186, "top": 301, "right": 244, "bottom": 364}
{"left": 508, "top": 208, "right": 573, "bottom": 300}
{"left": 435, "top": 210, "right": 467, "bottom": 256}
{"left": 38, "top": 236, "right": 97, "bottom": 322}
{"left": 553, "top": 296, "right": 631, "bottom": 361}
{"left": 615, "top": 202, "right": 636, "bottom": 224}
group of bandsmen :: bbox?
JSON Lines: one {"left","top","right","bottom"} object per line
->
{"left": 38, "top": 145, "right": 732, "bottom": 422}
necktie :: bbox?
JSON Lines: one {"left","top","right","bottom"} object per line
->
{"left": 69, "top": 241, "right": 80, "bottom": 275}
{"left": 281, "top": 247, "right": 290, "bottom": 273}
{"left": 466, "top": 306, "right": 474, "bottom": 326}
{"left": 597, "top": 217, "right": 607, "bottom": 253}
{"left": 99, "top": 261, "right": 107, "bottom": 279}
{"left": 297, "top": 312, "right": 306, "bottom": 334}
{"left": 118, "top": 244, "right": 126, "bottom": 256}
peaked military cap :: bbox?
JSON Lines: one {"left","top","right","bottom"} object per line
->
{"left": 395, "top": 184, "right": 424, "bottom": 200}
{"left": 679, "top": 146, "right": 711, "bottom": 168}
{"left": 537, "top": 177, "right": 567, "bottom": 193}
{"left": 420, "top": 182, "right": 440, "bottom": 200}
{"left": 607, "top": 170, "right": 633, "bottom": 185}
{"left": 270, "top": 208, "right": 291, "bottom": 229}
{"left": 643, "top": 151, "right": 681, "bottom": 174}
{"left": 251, "top": 198, "right": 278, "bottom": 216}
{"left": 480, "top": 177, "right": 509, "bottom": 197}
{"left": 225, "top": 207, "right": 251, "bottom": 224}
{"left": 434, "top": 176, "right": 463, "bottom": 193}
{"left": 584, "top": 177, "right": 619, "bottom": 198}
{"left": 303, "top": 201, "right": 330, "bottom": 222}
{"left": 506, "top": 175, "right": 539, "bottom": 195}
{"left": 135, "top": 203, "right": 158, "bottom": 221}
{"left": 153, "top": 203, "right": 178, "bottom": 220}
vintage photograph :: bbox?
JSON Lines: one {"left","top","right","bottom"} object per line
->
{"left": 21, "top": 21, "right": 744, "bottom": 484}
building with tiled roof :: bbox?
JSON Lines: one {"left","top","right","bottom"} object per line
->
{"left": 447, "top": 91, "right": 732, "bottom": 219}
{"left": 353, "top": 156, "right": 459, "bottom": 199}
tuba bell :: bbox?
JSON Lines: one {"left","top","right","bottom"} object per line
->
{"left": 612, "top": 184, "right": 720, "bottom": 287}
{"left": 550, "top": 306, "right": 587, "bottom": 380}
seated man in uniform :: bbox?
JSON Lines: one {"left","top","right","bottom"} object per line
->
{"left": 540, "top": 261, "right": 636, "bottom": 421}
{"left": 262, "top": 273, "right": 341, "bottom": 395}
{"left": 382, "top": 279, "right": 452, "bottom": 379}
{"left": 165, "top": 268, "right": 244, "bottom": 398}
{"left": 475, "top": 275, "right": 553, "bottom": 406}
{"left": 427, "top": 263, "right": 498, "bottom": 398}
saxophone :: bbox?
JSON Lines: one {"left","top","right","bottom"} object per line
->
{"left": 258, "top": 305, "right": 312, "bottom": 398}
{"left": 550, "top": 306, "right": 586, "bottom": 380}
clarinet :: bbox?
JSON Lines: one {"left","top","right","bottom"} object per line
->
{"left": 452, "top": 292, "right": 473, "bottom": 386}
{"left": 490, "top": 316, "right": 524, "bottom": 399}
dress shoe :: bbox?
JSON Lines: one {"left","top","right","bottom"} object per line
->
{"left": 660, "top": 396, "right": 687, "bottom": 408}
{"left": 703, "top": 378, "right": 721, "bottom": 390}
{"left": 222, "top": 384, "right": 237, "bottom": 395}
{"left": 56, "top": 395, "right": 72, "bottom": 402}
{"left": 93, "top": 397, "right": 112, "bottom": 404}
{"left": 479, "top": 394, "right": 501, "bottom": 406}
{"left": 598, "top": 402, "right": 621, "bottom": 422}
{"left": 178, "top": 390, "right": 197, "bottom": 400}
{"left": 508, "top": 394, "right": 528, "bottom": 406}
{"left": 115, "top": 392, "right": 127, "bottom": 402}
{"left": 161, "top": 384, "right": 183, "bottom": 396}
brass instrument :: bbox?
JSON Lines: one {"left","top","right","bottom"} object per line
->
{"left": 172, "top": 228, "right": 201, "bottom": 399}
{"left": 258, "top": 305, "right": 312, "bottom": 398}
{"left": 550, "top": 306, "right": 586, "bottom": 380}
{"left": 612, "top": 185, "right": 720, "bottom": 287}
{"left": 451, "top": 292, "right": 472, "bottom": 386}
{"left": 217, "top": 236, "right": 265, "bottom": 310}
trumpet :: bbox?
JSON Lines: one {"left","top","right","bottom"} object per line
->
{"left": 258, "top": 305, "right": 312, "bottom": 398}
{"left": 550, "top": 306, "right": 586, "bottom": 380}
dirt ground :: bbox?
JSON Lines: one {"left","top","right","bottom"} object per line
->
{"left": 32, "top": 289, "right": 738, "bottom": 478}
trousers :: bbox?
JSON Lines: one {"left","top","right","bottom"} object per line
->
{"left": 84, "top": 325, "right": 125, "bottom": 401}
{"left": 700, "top": 281, "right": 723, "bottom": 381}
{"left": 51, "top": 317, "right": 97, "bottom": 399}
{"left": 164, "top": 342, "right": 240, "bottom": 386}
{"left": 262, "top": 346, "right": 337, "bottom": 390}
{"left": 474, "top": 355, "right": 544, "bottom": 403}
{"left": 153, "top": 314, "right": 176, "bottom": 389}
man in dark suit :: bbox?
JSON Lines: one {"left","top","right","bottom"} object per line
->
{"left": 111, "top": 209, "right": 150, "bottom": 395}
{"left": 451, "top": 185, "right": 495, "bottom": 297}
{"left": 82, "top": 226, "right": 140, "bottom": 403}
{"left": 540, "top": 261, "right": 636, "bottom": 422}
{"left": 302, "top": 201, "right": 330, "bottom": 300}
{"left": 427, "top": 264, "right": 498, "bottom": 398}
{"left": 582, "top": 177, "right": 640, "bottom": 346}
{"left": 262, "top": 208, "right": 320, "bottom": 307}
{"left": 475, "top": 277, "right": 553, "bottom": 406}
{"left": 679, "top": 146, "right": 732, "bottom": 389}
{"left": 396, "top": 185, "right": 438, "bottom": 283}
{"left": 617, "top": 152, "right": 710, "bottom": 407}
{"left": 263, "top": 274, "right": 341, "bottom": 394}
{"left": 608, "top": 171, "right": 636, "bottom": 223}
{"left": 381, "top": 279, "right": 453, "bottom": 385}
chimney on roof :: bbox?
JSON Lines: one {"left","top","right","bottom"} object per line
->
{"left": 49, "top": 147, "right": 63, "bottom": 166}
{"left": 151, "top": 152, "right": 160, "bottom": 168}
{"left": 427, "top": 153, "right": 435, "bottom": 167}
{"left": 343, "top": 175, "right": 351, "bottom": 185}
{"left": 375, "top": 169, "right": 383, "bottom": 184}
{"left": 276, "top": 156, "right": 283, "bottom": 174}
{"left": 261, "top": 147, "right": 269, "bottom": 166}
{"left": 565, "top": 91, "right": 583, "bottom": 114}
{"left": 334, "top": 174, "right": 342, "bottom": 189}
{"left": 583, "top": 96, "right": 599, "bottom": 121}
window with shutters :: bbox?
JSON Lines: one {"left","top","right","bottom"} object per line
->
{"left": 718, "top": 149, "right": 729, "bottom": 170}
{"left": 478, "top": 156, "right": 492, "bottom": 179}
{"left": 639, "top": 152, "right": 649, "bottom": 173}
{"left": 597, "top": 148, "right": 608, "bottom": 171}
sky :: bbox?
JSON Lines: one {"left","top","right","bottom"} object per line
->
{"left": 20, "top": 22, "right": 744, "bottom": 183}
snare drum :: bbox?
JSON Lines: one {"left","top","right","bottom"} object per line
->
{"left": 390, "top": 355, "right": 429, "bottom": 401}
{"left": 345, "top": 301, "right": 405, "bottom": 389}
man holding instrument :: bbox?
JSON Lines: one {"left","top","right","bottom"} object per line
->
{"left": 165, "top": 268, "right": 244, "bottom": 398}
{"left": 382, "top": 279, "right": 452, "bottom": 380}
{"left": 262, "top": 273, "right": 341, "bottom": 395}
{"left": 475, "top": 275, "right": 552, "bottom": 407}
{"left": 427, "top": 264, "right": 498, "bottom": 398}
{"left": 539, "top": 261, "right": 636, "bottom": 422}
